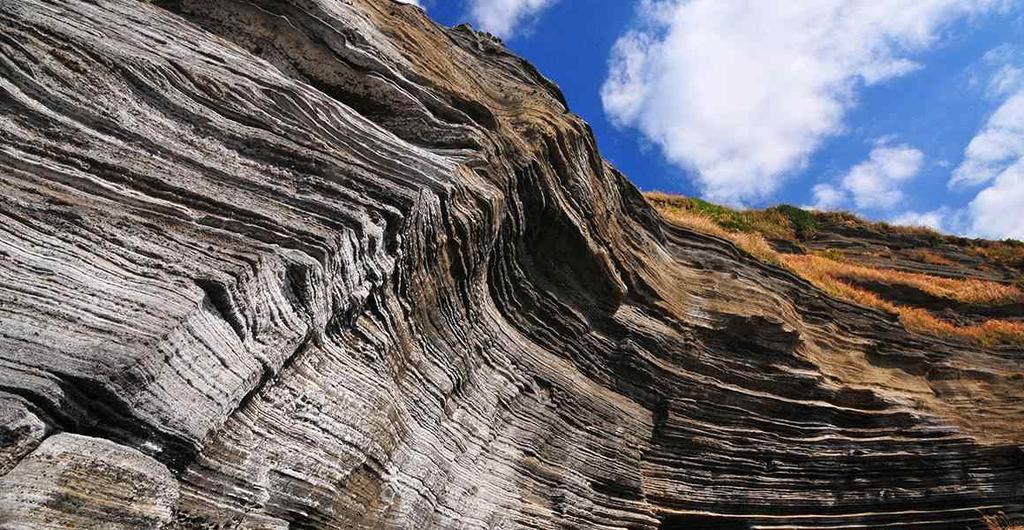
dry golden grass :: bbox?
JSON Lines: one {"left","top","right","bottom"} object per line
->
{"left": 972, "top": 242, "right": 1024, "bottom": 269}
{"left": 730, "top": 232, "right": 783, "bottom": 265}
{"left": 818, "top": 210, "right": 945, "bottom": 238}
{"left": 783, "top": 255, "right": 1024, "bottom": 347}
{"left": 656, "top": 206, "right": 731, "bottom": 239}
{"left": 814, "top": 248, "right": 847, "bottom": 262}
{"left": 656, "top": 206, "right": 782, "bottom": 265}
{"left": 647, "top": 193, "right": 1024, "bottom": 348}
{"left": 781, "top": 255, "right": 896, "bottom": 311}
{"left": 746, "top": 208, "right": 797, "bottom": 241}
{"left": 983, "top": 513, "right": 1024, "bottom": 530}
{"left": 876, "top": 221, "right": 945, "bottom": 237}
{"left": 793, "top": 254, "right": 1024, "bottom": 305}
{"left": 896, "top": 307, "right": 1024, "bottom": 348}
{"left": 645, "top": 191, "right": 799, "bottom": 240}
{"left": 913, "top": 250, "right": 956, "bottom": 266}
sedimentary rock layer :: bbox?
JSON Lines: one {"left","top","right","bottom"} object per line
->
{"left": 0, "top": 1, "right": 1021, "bottom": 528}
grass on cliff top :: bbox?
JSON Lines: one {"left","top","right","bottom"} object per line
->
{"left": 646, "top": 192, "right": 1024, "bottom": 348}
{"left": 783, "top": 254, "right": 1024, "bottom": 347}
{"left": 796, "top": 253, "right": 1023, "bottom": 305}
{"left": 644, "top": 191, "right": 814, "bottom": 241}
{"left": 644, "top": 191, "right": 948, "bottom": 242}
{"left": 646, "top": 191, "right": 1024, "bottom": 249}
{"left": 984, "top": 513, "right": 1024, "bottom": 530}
{"left": 971, "top": 239, "right": 1024, "bottom": 269}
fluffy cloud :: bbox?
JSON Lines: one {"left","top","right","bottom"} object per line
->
{"left": 809, "top": 144, "right": 924, "bottom": 211}
{"left": 977, "top": 45, "right": 1024, "bottom": 98}
{"left": 951, "top": 47, "right": 1024, "bottom": 192}
{"left": 809, "top": 183, "right": 846, "bottom": 210}
{"left": 395, "top": 0, "right": 421, "bottom": 6}
{"left": 951, "top": 92, "right": 1024, "bottom": 187}
{"left": 842, "top": 145, "right": 924, "bottom": 209}
{"left": 960, "top": 95, "right": 1024, "bottom": 239}
{"left": 952, "top": 46, "right": 1024, "bottom": 239}
{"left": 467, "top": 0, "right": 557, "bottom": 38}
{"left": 601, "top": 0, "right": 1002, "bottom": 204}
{"left": 967, "top": 160, "right": 1024, "bottom": 239}
{"left": 889, "top": 208, "right": 950, "bottom": 231}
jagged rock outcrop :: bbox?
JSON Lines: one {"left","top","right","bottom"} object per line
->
{"left": 0, "top": 1, "right": 1021, "bottom": 528}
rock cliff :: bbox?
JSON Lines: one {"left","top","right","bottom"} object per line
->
{"left": 0, "top": 1, "right": 1021, "bottom": 528}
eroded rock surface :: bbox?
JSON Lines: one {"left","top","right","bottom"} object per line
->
{"left": 0, "top": 1, "right": 1021, "bottom": 528}
{"left": 0, "top": 433, "right": 178, "bottom": 529}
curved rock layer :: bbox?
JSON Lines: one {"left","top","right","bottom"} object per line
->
{"left": 0, "top": 1, "right": 1022, "bottom": 528}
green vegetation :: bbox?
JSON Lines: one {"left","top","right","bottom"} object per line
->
{"left": 645, "top": 191, "right": 1024, "bottom": 348}
{"left": 644, "top": 192, "right": 814, "bottom": 242}
{"left": 685, "top": 197, "right": 754, "bottom": 232}
{"left": 770, "top": 204, "right": 818, "bottom": 238}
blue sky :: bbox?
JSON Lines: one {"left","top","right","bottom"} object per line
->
{"left": 406, "top": 0, "right": 1024, "bottom": 239}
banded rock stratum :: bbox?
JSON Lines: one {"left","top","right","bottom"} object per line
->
{"left": 0, "top": 1, "right": 1022, "bottom": 528}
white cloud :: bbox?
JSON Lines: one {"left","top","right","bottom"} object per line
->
{"left": 809, "top": 183, "right": 847, "bottom": 210}
{"left": 842, "top": 145, "right": 924, "bottom": 209}
{"left": 601, "top": 0, "right": 1002, "bottom": 204}
{"left": 467, "top": 0, "right": 557, "bottom": 38}
{"left": 980, "top": 45, "right": 1024, "bottom": 97}
{"left": 952, "top": 46, "right": 1024, "bottom": 240}
{"left": 950, "top": 92, "right": 1024, "bottom": 187}
{"left": 890, "top": 208, "right": 949, "bottom": 231}
{"left": 807, "top": 143, "right": 924, "bottom": 211}
{"left": 952, "top": 46, "right": 1024, "bottom": 191}
{"left": 989, "top": 63, "right": 1024, "bottom": 97}
{"left": 967, "top": 160, "right": 1024, "bottom": 239}
{"left": 395, "top": 0, "right": 421, "bottom": 6}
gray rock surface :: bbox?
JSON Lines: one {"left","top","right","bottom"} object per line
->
{"left": 0, "top": 433, "right": 178, "bottom": 529}
{"left": 0, "top": 0, "right": 1021, "bottom": 528}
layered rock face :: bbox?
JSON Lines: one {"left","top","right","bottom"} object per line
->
{"left": 0, "top": 1, "right": 1021, "bottom": 528}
